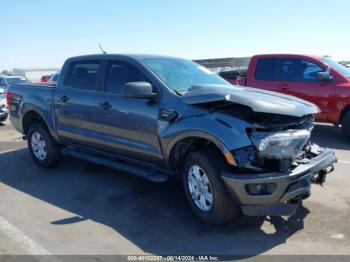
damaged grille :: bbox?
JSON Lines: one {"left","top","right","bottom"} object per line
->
{"left": 225, "top": 106, "right": 316, "bottom": 173}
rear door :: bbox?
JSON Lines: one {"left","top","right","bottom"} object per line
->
{"left": 90, "top": 59, "right": 162, "bottom": 164}
{"left": 246, "top": 57, "right": 280, "bottom": 92}
{"left": 275, "top": 58, "right": 332, "bottom": 121}
{"left": 53, "top": 60, "right": 105, "bottom": 147}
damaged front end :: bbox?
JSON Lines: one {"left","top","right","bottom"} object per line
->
{"left": 222, "top": 111, "right": 337, "bottom": 216}
{"left": 222, "top": 144, "right": 337, "bottom": 216}
{"left": 182, "top": 85, "right": 337, "bottom": 216}
{"left": 231, "top": 111, "right": 335, "bottom": 182}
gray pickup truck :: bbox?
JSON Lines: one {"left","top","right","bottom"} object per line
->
{"left": 8, "top": 54, "right": 337, "bottom": 225}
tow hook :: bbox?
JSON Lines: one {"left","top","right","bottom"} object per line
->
{"left": 312, "top": 165, "right": 334, "bottom": 186}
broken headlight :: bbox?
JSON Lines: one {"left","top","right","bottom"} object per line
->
{"left": 249, "top": 129, "right": 310, "bottom": 159}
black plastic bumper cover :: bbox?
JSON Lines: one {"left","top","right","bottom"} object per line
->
{"left": 221, "top": 148, "right": 337, "bottom": 215}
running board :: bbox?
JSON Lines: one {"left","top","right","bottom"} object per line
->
{"left": 62, "top": 148, "right": 169, "bottom": 182}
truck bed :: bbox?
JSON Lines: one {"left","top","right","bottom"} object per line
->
{"left": 7, "top": 84, "right": 56, "bottom": 135}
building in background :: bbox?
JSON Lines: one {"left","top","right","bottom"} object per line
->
{"left": 194, "top": 57, "right": 251, "bottom": 72}
{"left": 12, "top": 68, "right": 60, "bottom": 83}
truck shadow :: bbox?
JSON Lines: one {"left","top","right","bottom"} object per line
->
{"left": 0, "top": 148, "right": 310, "bottom": 256}
{"left": 311, "top": 124, "right": 350, "bottom": 151}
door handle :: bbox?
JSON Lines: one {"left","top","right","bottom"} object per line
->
{"left": 60, "top": 95, "right": 69, "bottom": 103}
{"left": 280, "top": 84, "right": 289, "bottom": 90}
{"left": 99, "top": 101, "right": 112, "bottom": 110}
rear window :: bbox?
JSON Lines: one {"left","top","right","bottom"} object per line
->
{"left": 255, "top": 58, "right": 277, "bottom": 80}
{"left": 5, "top": 77, "right": 29, "bottom": 85}
{"left": 66, "top": 61, "right": 100, "bottom": 91}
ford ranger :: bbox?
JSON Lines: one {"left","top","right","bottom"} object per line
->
{"left": 220, "top": 54, "right": 350, "bottom": 139}
{"left": 7, "top": 54, "right": 337, "bottom": 225}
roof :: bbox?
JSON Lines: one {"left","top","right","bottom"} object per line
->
{"left": 12, "top": 68, "right": 60, "bottom": 72}
{"left": 250, "top": 54, "right": 321, "bottom": 60}
{"left": 0, "top": 75, "right": 27, "bottom": 78}
{"left": 66, "top": 53, "right": 182, "bottom": 61}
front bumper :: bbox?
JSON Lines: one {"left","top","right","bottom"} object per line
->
{"left": 221, "top": 148, "right": 337, "bottom": 215}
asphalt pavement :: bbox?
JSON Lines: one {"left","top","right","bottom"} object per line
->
{"left": 0, "top": 119, "right": 349, "bottom": 257}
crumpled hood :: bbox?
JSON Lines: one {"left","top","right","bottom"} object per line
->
{"left": 182, "top": 84, "right": 320, "bottom": 117}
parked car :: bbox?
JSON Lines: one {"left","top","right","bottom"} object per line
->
{"left": 7, "top": 54, "right": 336, "bottom": 225}
{"left": 41, "top": 75, "right": 51, "bottom": 83}
{"left": 48, "top": 73, "right": 60, "bottom": 85}
{"left": 0, "top": 92, "right": 8, "bottom": 122}
{"left": 0, "top": 75, "right": 30, "bottom": 92}
{"left": 220, "top": 54, "right": 350, "bottom": 139}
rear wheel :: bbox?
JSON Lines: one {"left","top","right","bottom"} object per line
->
{"left": 182, "top": 151, "right": 240, "bottom": 225}
{"left": 27, "top": 123, "right": 61, "bottom": 168}
{"left": 342, "top": 111, "right": 350, "bottom": 140}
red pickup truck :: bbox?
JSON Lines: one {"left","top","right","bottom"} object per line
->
{"left": 221, "top": 54, "right": 350, "bottom": 139}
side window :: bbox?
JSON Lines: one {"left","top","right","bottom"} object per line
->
{"left": 277, "top": 58, "right": 325, "bottom": 82}
{"left": 0, "top": 78, "right": 5, "bottom": 86}
{"left": 300, "top": 60, "right": 325, "bottom": 81}
{"left": 277, "top": 58, "right": 300, "bottom": 81}
{"left": 255, "top": 58, "right": 277, "bottom": 81}
{"left": 66, "top": 61, "right": 100, "bottom": 91}
{"left": 105, "top": 61, "right": 148, "bottom": 94}
{"left": 52, "top": 74, "right": 59, "bottom": 82}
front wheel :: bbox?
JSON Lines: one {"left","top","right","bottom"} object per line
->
{"left": 27, "top": 123, "right": 61, "bottom": 168}
{"left": 182, "top": 151, "right": 240, "bottom": 225}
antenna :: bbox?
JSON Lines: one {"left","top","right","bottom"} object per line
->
{"left": 98, "top": 43, "right": 107, "bottom": 54}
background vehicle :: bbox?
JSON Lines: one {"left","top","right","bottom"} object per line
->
{"left": 0, "top": 92, "right": 8, "bottom": 122}
{"left": 48, "top": 73, "right": 60, "bottom": 85}
{"left": 220, "top": 54, "right": 350, "bottom": 139}
{"left": 0, "top": 75, "right": 31, "bottom": 92}
{"left": 7, "top": 54, "right": 336, "bottom": 225}
{"left": 40, "top": 75, "right": 51, "bottom": 83}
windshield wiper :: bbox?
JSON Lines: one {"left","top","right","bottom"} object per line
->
{"left": 174, "top": 89, "right": 188, "bottom": 95}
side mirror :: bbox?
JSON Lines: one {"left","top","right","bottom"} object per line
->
{"left": 123, "top": 82, "right": 157, "bottom": 100}
{"left": 316, "top": 71, "right": 333, "bottom": 82}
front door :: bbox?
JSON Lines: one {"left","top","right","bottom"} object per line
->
{"left": 91, "top": 60, "right": 162, "bottom": 164}
{"left": 275, "top": 58, "right": 332, "bottom": 121}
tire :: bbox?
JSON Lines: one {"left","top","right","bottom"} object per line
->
{"left": 182, "top": 151, "right": 240, "bottom": 225}
{"left": 27, "top": 123, "right": 61, "bottom": 168}
{"left": 342, "top": 111, "right": 350, "bottom": 140}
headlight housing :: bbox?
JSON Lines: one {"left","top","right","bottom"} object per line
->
{"left": 249, "top": 129, "right": 310, "bottom": 159}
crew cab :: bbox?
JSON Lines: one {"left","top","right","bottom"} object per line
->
{"left": 7, "top": 54, "right": 336, "bottom": 225}
{"left": 221, "top": 54, "right": 350, "bottom": 139}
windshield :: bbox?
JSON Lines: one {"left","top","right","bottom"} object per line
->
{"left": 143, "top": 58, "right": 230, "bottom": 93}
{"left": 320, "top": 57, "right": 350, "bottom": 78}
{"left": 6, "top": 77, "right": 30, "bottom": 85}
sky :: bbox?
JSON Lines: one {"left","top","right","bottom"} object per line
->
{"left": 1, "top": 0, "right": 349, "bottom": 71}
